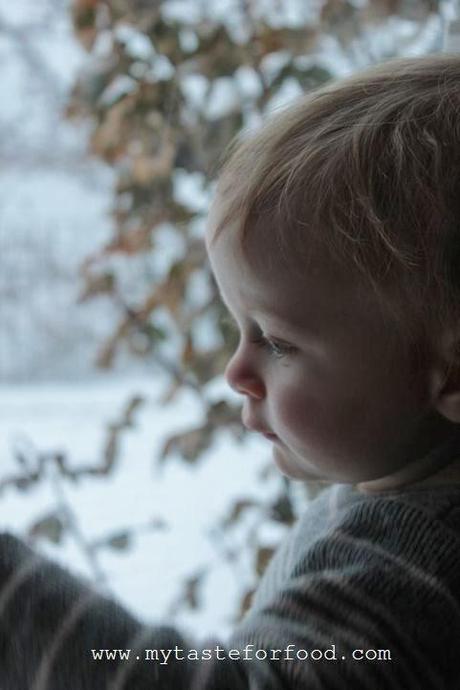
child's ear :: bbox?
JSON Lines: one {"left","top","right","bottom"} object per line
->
{"left": 431, "top": 330, "right": 460, "bottom": 423}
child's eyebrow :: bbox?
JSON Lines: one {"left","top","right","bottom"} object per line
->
{"left": 220, "top": 304, "right": 316, "bottom": 341}
{"left": 215, "top": 285, "right": 320, "bottom": 339}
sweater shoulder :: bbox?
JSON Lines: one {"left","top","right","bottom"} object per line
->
{"left": 253, "top": 484, "right": 460, "bottom": 613}
{"left": 297, "top": 484, "right": 460, "bottom": 576}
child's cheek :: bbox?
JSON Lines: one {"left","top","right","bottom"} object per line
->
{"left": 273, "top": 381, "right": 332, "bottom": 449}
{"left": 272, "top": 370, "right": 362, "bottom": 457}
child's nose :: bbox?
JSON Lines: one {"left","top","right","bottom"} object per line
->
{"left": 225, "top": 351, "right": 265, "bottom": 400}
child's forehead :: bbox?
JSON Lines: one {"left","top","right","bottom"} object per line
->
{"left": 207, "top": 204, "right": 344, "bottom": 286}
{"left": 208, "top": 217, "right": 376, "bottom": 332}
{"left": 206, "top": 193, "right": 389, "bottom": 329}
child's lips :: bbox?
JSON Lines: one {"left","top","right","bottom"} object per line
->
{"left": 241, "top": 414, "right": 278, "bottom": 441}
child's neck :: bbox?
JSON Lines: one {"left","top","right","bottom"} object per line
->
{"left": 357, "top": 422, "right": 460, "bottom": 494}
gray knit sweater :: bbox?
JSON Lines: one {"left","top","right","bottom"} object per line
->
{"left": 1, "top": 475, "right": 460, "bottom": 688}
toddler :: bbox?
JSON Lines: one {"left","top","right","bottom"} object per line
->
{"left": 2, "top": 53, "right": 460, "bottom": 689}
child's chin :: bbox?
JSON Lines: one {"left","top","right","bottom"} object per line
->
{"left": 272, "top": 445, "right": 323, "bottom": 482}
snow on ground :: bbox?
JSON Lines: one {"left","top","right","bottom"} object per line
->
{"left": 0, "top": 374, "right": 284, "bottom": 640}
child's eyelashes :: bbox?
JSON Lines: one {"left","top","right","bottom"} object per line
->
{"left": 219, "top": 312, "right": 296, "bottom": 359}
{"left": 251, "top": 335, "right": 295, "bottom": 359}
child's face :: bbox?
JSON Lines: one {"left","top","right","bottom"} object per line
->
{"left": 206, "top": 208, "right": 441, "bottom": 484}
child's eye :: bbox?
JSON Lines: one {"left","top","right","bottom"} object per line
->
{"left": 220, "top": 313, "right": 295, "bottom": 359}
{"left": 253, "top": 335, "right": 295, "bottom": 359}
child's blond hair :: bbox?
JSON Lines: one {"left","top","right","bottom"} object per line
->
{"left": 212, "top": 54, "right": 460, "bottom": 355}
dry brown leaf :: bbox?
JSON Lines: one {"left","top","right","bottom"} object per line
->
{"left": 256, "top": 546, "right": 275, "bottom": 576}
